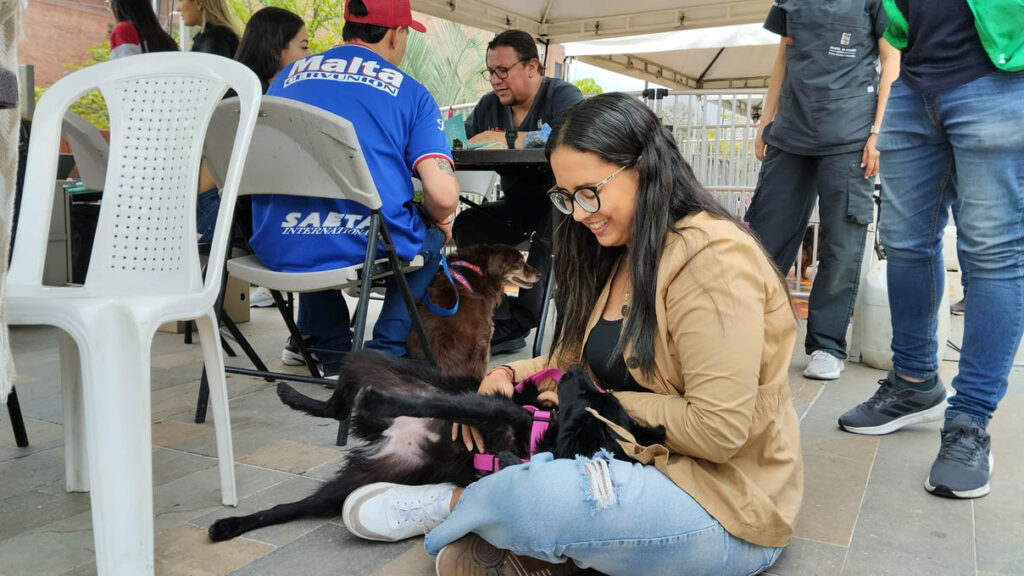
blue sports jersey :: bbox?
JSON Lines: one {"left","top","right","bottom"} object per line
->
{"left": 250, "top": 44, "right": 452, "bottom": 272}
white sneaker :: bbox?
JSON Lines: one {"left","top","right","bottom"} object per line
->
{"left": 249, "top": 286, "right": 275, "bottom": 308}
{"left": 342, "top": 482, "right": 456, "bottom": 542}
{"left": 803, "top": 350, "right": 845, "bottom": 380}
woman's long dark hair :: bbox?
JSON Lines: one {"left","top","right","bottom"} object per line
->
{"left": 546, "top": 92, "right": 750, "bottom": 377}
{"left": 234, "top": 7, "right": 305, "bottom": 91}
{"left": 109, "top": 0, "right": 178, "bottom": 53}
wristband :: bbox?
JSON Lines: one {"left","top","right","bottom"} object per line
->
{"left": 869, "top": 124, "right": 881, "bottom": 135}
{"left": 486, "top": 364, "right": 516, "bottom": 383}
{"left": 435, "top": 212, "right": 455, "bottom": 226}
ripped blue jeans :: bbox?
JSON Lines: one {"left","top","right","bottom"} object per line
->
{"left": 424, "top": 452, "right": 782, "bottom": 576}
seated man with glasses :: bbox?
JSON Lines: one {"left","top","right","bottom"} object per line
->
{"left": 454, "top": 28, "right": 583, "bottom": 354}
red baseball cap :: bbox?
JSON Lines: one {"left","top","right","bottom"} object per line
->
{"left": 344, "top": 0, "right": 427, "bottom": 33}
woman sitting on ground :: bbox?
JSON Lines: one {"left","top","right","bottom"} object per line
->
{"left": 108, "top": 0, "right": 178, "bottom": 59}
{"left": 177, "top": 0, "right": 240, "bottom": 59}
{"left": 339, "top": 92, "right": 804, "bottom": 576}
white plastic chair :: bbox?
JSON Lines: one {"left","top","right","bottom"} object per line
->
{"left": 5, "top": 53, "right": 261, "bottom": 575}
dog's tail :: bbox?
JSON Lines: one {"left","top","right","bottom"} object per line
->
{"left": 357, "top": 387, "right": 530, "bottom": 430}
{"left": 277, "top": 382, "right": 335, "bottom": 418}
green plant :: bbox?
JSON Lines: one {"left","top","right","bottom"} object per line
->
{"left": 400, "top": 19, "right": 489, "bottom": 108}
{"left": 573, "top": 77, "right": 603, "bottom": 95}
{"left": 228, "top": 0, "right": 345, "bottom": 53}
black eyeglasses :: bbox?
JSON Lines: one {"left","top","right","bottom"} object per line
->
{"left": 481, "top": 58, "right": 529, "bottom": 81}
{"left": 547, "top": 164, "right": 632, "bottom": 215}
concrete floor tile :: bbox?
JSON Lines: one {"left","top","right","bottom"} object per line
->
{"left": 372, "top": 543, "right": 436, "bottom": 576}
{"left": 228, "top": 523, "right": 417, "bottom": 576}
{"left": 195, "top": 475, "right": 329, "bottom": 547}
{"left": 152, "top": 419, "right": 214, "bottom": 447}
{"left": 0, "top": 417, "right": 65, "bottom": 461}
{"left": 843, "top": 430, "right": 975, "bottom": 576}
{"left": 152, "top": 446, "right": 218, "bottom": 487}
{"left": 973, "top": 394, "right": 1024, "bottom": 575}
{"left": 0, "top": 448, "right": 67, "bottom": 497}
{"left": 151, "top": 349, "right": 206, "bottom": 371}
{"left": 0, "top": 515, "right": 96, "bottom": 576}
{"left": 237, "top": 440, "right": 342, "bottom": 475}
{"left": 795, "top": 434, "right": 878, "bottom": 546}
{"left": 155, "top": 524, "right": 274, "bottom": 576}
{"left": 0, "top": 486, "right": 91, "bottom": 541}
{"left": 765, "top": 537, "right": 846, "bottom": 576}
{"left": 153, "top": 463, "right": 295, "bottom": 533}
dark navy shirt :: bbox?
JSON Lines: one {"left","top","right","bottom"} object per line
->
{"left": 467, "top": 77, "right": 582, "bottom": 210}
{"left": 898, "top": 0, "right": 995, "bottom": 92}
{"left": 763, "top": 0, "right": 887, "bottom": 156}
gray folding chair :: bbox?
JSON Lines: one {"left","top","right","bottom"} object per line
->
{"left": 61, "top": 110, "right": 108, "bottom": 191}
{"left": 203, "top": 95, "right": 437, "bottom": 444}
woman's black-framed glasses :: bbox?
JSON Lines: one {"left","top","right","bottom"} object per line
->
{"left": 547, "top": 164, "right": 632, "bottom": 215}
{"left": 481, "top": 58, "right": 529, "bottom": 81}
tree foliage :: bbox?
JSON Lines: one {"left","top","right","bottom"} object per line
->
{"left": 573, "top": 77, "right": 603, "bottom": 95}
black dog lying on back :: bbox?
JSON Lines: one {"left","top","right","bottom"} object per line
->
{"left": 208, "top": 350, "right": 664, "bottom": 542}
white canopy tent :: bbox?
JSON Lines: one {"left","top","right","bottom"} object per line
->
{"left": 564, "top": 24, "right": 780, "bottom": 90}
{"left": 411, "top": 0, "right": 772, "bottom": 43}
{"left": 410, "top": 0, "right": 777, "bottom": 88}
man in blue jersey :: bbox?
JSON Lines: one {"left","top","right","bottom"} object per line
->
{"left": 249, "top": 0, "right": 459, "bottom": 378}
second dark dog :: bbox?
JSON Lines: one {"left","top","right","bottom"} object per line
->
{"left": 407, "top": 243, "right": 538, "bottom": 380}
{"left": 208, "top": 350, "right": 664, "bottom": 542}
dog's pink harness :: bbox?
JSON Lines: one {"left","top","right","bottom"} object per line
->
{"left": 472, "top": 368, "right": 571, "bottom": 475}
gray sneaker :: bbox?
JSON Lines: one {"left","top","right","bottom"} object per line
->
{"left": 925, "top": 413, "right": 993, "bottom": 499}
{"left": 950, "top": 297, "right": 966, "bottom": 316}
{"left": 838, "top": 372, "right": 947, "bottom": 435}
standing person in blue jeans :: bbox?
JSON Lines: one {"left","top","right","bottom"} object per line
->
{"left": 248, "top": 0, "right": 459, "bottom": 378}
{"left": 339, "top": 94, "right": 803, "bottom": 576}
{"left": 743, "top": 0, "right": 900, "bottom": 382}
{"left": 839, "top": 0, "right": 1024, "bottom": 499}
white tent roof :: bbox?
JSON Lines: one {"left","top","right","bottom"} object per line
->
{"left": 564, "top": 24, "right": 780, "bottom": 89}
{"left": 411, "top": 0, "right": 772, "bottom": 43}
{"left": 411, "top": 0, "right": 778, "bottom": 89}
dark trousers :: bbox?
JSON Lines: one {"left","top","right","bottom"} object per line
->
{"left": 453, "top": 196, "right": 553, "bottom": 332}
{"left": 744, "top": 146, "right": 874, "bottom": 359}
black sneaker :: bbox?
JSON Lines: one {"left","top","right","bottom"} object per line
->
{"left": 319, "top": 362, "right": 342, "bottom": 387}
{"left": 838, "top": 372, "right": 947, "bottom": 435}
{"left": 490, "top": 321, "right": 529, "bottom": 355}
{"left": 282, "top": 335, "right": 318, "bottom": 366}
{"left": 925, "top": 413, "right": 993, "bottom": 499}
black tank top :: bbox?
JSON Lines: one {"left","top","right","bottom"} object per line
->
{"left": 583, "top": 318, "right": 646, "bottom": 392}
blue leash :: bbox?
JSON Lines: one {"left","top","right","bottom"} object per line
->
{"left": 422, "top": 253, "right": 459, "bottom": 317}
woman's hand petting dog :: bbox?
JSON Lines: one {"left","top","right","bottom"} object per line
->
{"left": 452, "top": 368, "right": 558, "bottom": 452}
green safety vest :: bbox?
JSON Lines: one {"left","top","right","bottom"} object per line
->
{"left": 882, "top": 0, "right": 1024, "bottom": 71}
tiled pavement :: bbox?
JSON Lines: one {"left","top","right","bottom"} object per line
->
{"left": 2, "top": 288, "right": 1023, "bottom": 575}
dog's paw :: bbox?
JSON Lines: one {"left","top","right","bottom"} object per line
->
{"left": 208, "top": 517, "right": 245, "bottom": 542}
{"left": 354, "top": 387, "right": 388, "bottom": 412}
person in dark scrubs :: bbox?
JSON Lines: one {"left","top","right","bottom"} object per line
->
{"left": 744, "top": 0, "right": 899, "bottom": 382}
